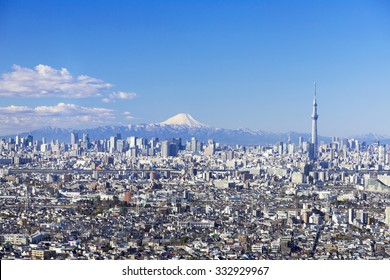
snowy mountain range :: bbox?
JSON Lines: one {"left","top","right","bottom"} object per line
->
{"left": 3, "top": 113, "right": 390, "bottom": 145}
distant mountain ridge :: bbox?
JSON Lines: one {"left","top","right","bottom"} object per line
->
{"left": 2, "top": 113, "right": 389, "bottom": 145}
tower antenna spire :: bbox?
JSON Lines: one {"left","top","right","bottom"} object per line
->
{"left": 311, "top": 82, "right": 318, "bottom": 161}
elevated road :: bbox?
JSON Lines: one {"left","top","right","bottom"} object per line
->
{"left": 7, "top": 168, "right": 234, "bottom": 175}
{"left": 8, "top": 168, "right": 178, "bottom": 175}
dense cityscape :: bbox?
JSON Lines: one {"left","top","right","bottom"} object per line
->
{"left": 1, "top": 5, "right": 389, "bottom": 280}
{"left": 1, "top": 90, "right": 390, "bottom": 260}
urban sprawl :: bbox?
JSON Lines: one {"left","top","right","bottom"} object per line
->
{"left": 1, "top": 132, "right": 390, "bottom": 260}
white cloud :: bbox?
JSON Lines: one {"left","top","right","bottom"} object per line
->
{"left": 101, "top": 91, "right": 137, "bottom": 103}
{"left": 0, "top": 64, "right": 113, "bottom": 98}
{"left": 123, "top": 111, "right": 135, "bottom": 120}
{"left": 111, "top": 91, "right": 137, "bottom": 100}
{"left": 101, "top": 98, "right": 112, "bottom": 103}
{"left": 0, "top": 103, "right": 117, "bottom": 135}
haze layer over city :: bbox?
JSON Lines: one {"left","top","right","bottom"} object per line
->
{"left": 1, "top": 1, "right": 390, "bottom": 260}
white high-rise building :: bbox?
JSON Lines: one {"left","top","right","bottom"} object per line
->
{"left": 70, "top": 132, "right": 78, "bottom": 145}
{"left": 161, "top": 140, "right": 169, "bottom": 158}
{"left": 378, "top": 145, "right": 385, "bottom": 165}
{"left": 127, "top": 136, "right": 137, "bottom": 148}
{"left": 191, "top": 137, "right": 198, "bottom": 152}
{"left": 109, "top": 136, "right": 117, "bottom": 153}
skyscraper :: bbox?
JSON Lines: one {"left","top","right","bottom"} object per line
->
{"left": 109, "top": 135, "right": 117, "bottom": 153}
{"left": 311, "top": 82, "right": 318, "bottom": 160}
{"left": 127, "top": 136, "right": 137, "bottom": 148}
{"left": 191, "top": 137, "right": 198, "bottom": 152}
{"left": 82, "top": 133, "right": 89, "bottom": 143}
{"left": 161, "top": 140, "right": 169, "bottom": 158}
{"left": 70, "top": 132, "right": 78, "bottom": 145}
{"left": 378, "top": 145, "right": 385, "bottom": 166}
{"left": 161, "top": 140, "right": 178, "bottom": 158}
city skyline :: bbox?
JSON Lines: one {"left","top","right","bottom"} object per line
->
{"left": 2, "top": 103, "right": 390, "bottom": 261}
{"left": 1, "top": 0, "right": 390, "bottom": 137}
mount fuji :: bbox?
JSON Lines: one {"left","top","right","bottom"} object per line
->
{"left": 160, "top": 113, "right": 208, "bottom": 128}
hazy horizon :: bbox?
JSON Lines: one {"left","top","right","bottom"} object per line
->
{"left": 1, "top": 112, "right": 390, "bottom": 141}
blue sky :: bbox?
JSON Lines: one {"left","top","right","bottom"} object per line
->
{"left": 0, "top": 0, "right": 389, "bottom": 137}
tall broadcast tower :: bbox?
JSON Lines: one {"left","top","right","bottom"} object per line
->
{"left": 311, "top": 82, "right": 318, "bottom": 160}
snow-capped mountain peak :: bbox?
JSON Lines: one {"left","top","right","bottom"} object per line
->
{"left": 160, "top": 113, "right": 207, "bottom": 128}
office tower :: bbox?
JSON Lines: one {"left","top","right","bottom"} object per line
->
{"left": 302, "top": 141, "right": 309, "bottom": 154}
{"left": 109, "top": 136, "right": 117, "bottom": 153}
{"left": 70, "top": 132, "right": 78, "bottom": 145}
{"left": 348, "top": 139, "right": 356, "bottom": 150}
{"left": 169, "top": 143, "right": 178, "bottom": 157}
{"left": 330, "top": 148, "right": 334, "bottom": 161}
{"left": 82, "top": 133, "right": 89, "bottom": 143}
{"left": 278, "top": 142, "right": 283, "bottom": 155}
{"left": 191, "top": 137, "right": 198, "bottom": 152}
{"left": 161, "top": 140, "right": 169, "bottom": 158}
{"left": 288, "top": 143, "right": 294, "bottom": 155}
{"left": 172, "top": 138, "right": 182, "bottom": 150}
{"left": 127, "top": 136, "right": 137, "bottom": 148}
{"left": 116, "top": 139, "right": 124, "bottom": 152}
{"left": 311, "top": 82, "right": 318, "bottom": 160}
{"left": 26, "top": 135, "right": 33, "bottom": 147}
{"left": 149, "top": 138, "right": 158, "bottom": 149}
{"left": 126, "top": 147, "right": 138, "bottom": 158}
{"left": 205, "top": 139, "right": 215, "bottom": 156}
{"left": 354, "top": 139, "right": 359, "bottom": 150}
{"left": 161, "top": 140, "right": 178, "bottom": 157}
{"left": 283, "top": 142, "right": 288, "bottom": 154}
{"left": 148, "top": 147, "right": 155, "bottom": 156}
{"left": 197, "top": 141, "right": 203, "bottom": 152}
{"left": 136, "top": 137, "right": 147, "bottom": 149}
{"left": 185, "top": 141, "right": 191, "bottom": 151}
{"left": 378, "top": 145, "right": 385, "bottom": 165}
